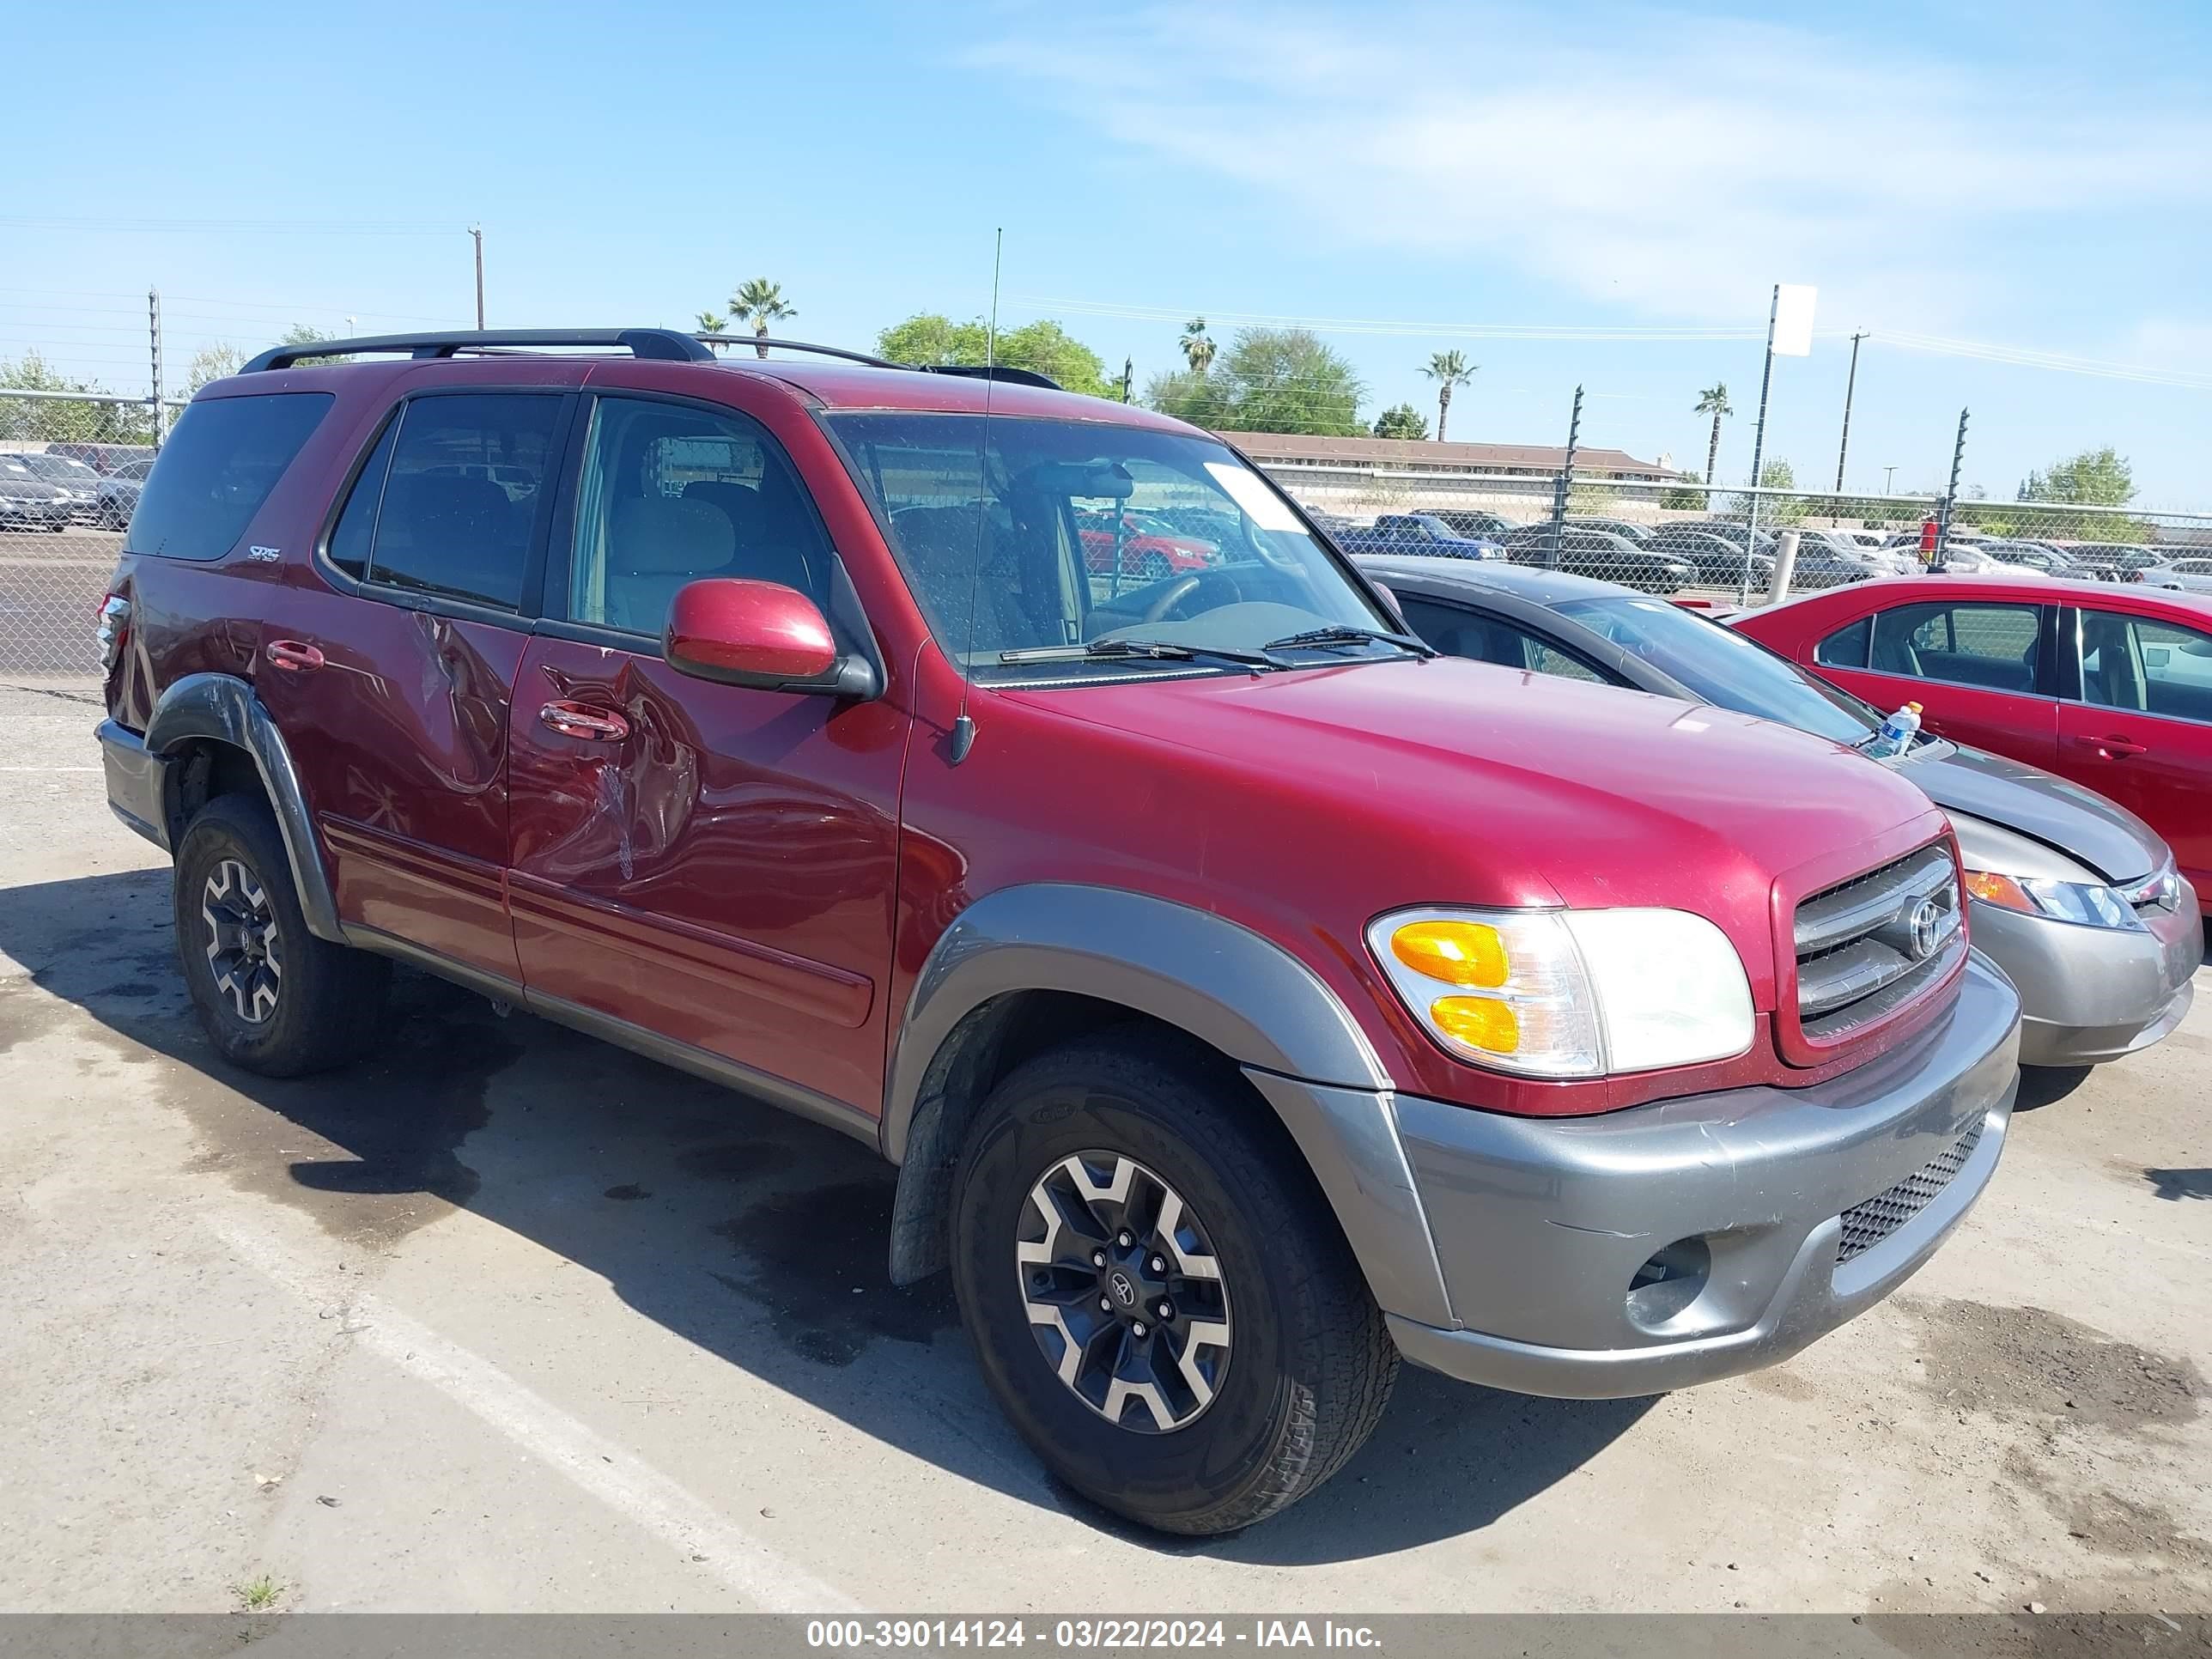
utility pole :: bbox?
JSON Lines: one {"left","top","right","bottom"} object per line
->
{"left": 1121, "top": 356, "right": 1133, "bottom": 403}
{"left": 147, "top": 288, "right": 164, "bottom": 446}
{"left": 1741, "top": 284, "right": 1782, "bottom": 601}
{"left": 470, "top": 225, "right": 484, "bottom": 328}
{"left": 1834, "top": 330, "right": 1866, "bottom": 491}
{"left": 1882, "top": 465, "right": 1898, "bottom": 496}
{"left": 1546, "top": 385, "right": 1583, "bottom": 570}
{"left": 1935, "top": 409, "right": 1969, "bottom": 570}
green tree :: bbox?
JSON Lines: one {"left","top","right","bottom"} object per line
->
{"left": 696, "top": 309, "right": 728, "bottom": 333}
{"left": 187, "top": 343, "right": 246, "bottom": 392}
{"left": 2021, "top": 446, "right": 2134, "bottom": 507}
{"left": 1659, "top": 469, "right": 1706, "bottom": 510}
{"left": 0, "top": 351, "right": 155, "bottom": 443}
{"left": 269, "top": 323, "right": 352, "bottom": 368}
{"left": 1179, "top": 316, "right": 1216, "bottom": 374}
{"left": 1756, "top": 458, "right": 1807, "bottom": 526}
{"left": 1147, "top": 328, "right": 1365, "bottom": 435}
{"left": 1372, "top": 402, "right": 1429, "bottom": 441}
{"left": 1566, "top": 478, "right": 1619, "bottom": 514}
{"left": 874, "top": 314, "right": 1112, "bottom": 398}
{"left": 1419, "top": 350, "right": 1476, "bottom": 442}
{"left": 728, "top": 278, "right": 796, "bottom": 359}
{"left": 1694, "top": 383, "right": 1731, "bottom": 484}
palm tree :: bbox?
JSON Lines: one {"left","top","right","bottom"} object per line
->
{"left": 1179, "top": 317, "right": 1215, "bottom": 374}
{"left": 695, "top": 311, "right": 728, "bottom": 353}
{"left": 1419, "top": 350, "right": 1477, "bottom": 442}
{"left": 727, "top": 279, "right": 796, "bottom": 359}
{"left": 1695, "top": 383, "right": 1732, "bottom": 485}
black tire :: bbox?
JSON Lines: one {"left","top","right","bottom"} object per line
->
{"left": 951, "top": 1030, "right": 1397, "bottom": 1534}
{"left": 173, "top": 793, "right": 389, "bottom": 1077}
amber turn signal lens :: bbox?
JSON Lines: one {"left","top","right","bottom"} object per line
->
{"left": 1962, "top": 869, "right": 2034, "bottom": 913}
{"left": 1429, "top": 996, "right": 1520, "bottom": 1054}
{"left": 1390, "top": 920, "right": 1510, "bottom": 988}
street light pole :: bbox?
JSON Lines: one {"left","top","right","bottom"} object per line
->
{"left": 1834, "top": 330, "right": 1866, "bottom": 491}
{"left": 1882, "top": 465, "right": 1898, "bottom": 496}
{"left": 470, "top": 225, "right": 484, "bottom": 328}
{"left": 1740, "top": 284, "right": 1781, "bottom": 601}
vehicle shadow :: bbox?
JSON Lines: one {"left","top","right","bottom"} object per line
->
{"left": 2014, "top": 1064, "right": 2094, "bottom": 1112}
{"left": 0, "top": 867, "right": 1651, "bottom": 1564}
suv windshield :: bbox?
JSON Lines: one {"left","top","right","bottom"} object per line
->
{"left": 825, "top": 413, "right": 1397, "bottom": 678}
{"left": 1552, "top": 593, "right": 1879, "bottom": 745}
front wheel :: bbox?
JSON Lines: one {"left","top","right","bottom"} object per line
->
{"left": 951, "top": 1032, "right": 1397, "bottom": 1534}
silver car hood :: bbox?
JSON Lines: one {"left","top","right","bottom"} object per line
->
{"left": 1905, "top": 741, "right": 2168, "bottom": 884}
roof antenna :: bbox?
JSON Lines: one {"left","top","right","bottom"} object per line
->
{"left": 948, "top": 227, "right": 1001, "bottom": 768}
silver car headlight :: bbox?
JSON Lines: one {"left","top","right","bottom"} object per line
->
{"left": 1368, "top": 907, "right": 1755, "bottom": 1078}
{"left": 1962, "top": 871, "right": 2142, "bottom": 930}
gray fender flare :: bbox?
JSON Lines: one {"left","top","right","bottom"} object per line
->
{"left": 143, "top": 672, "right": 343, "bottom": 942}
{"left": 879, "top": 885, "right": 1450, "bottom": 1323}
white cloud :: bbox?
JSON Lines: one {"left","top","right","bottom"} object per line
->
{"left": 968, "top": 3, "right": 2212, "bottom": 335}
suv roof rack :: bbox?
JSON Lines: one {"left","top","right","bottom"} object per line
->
{"left": 243, "top": 328, "right": 717, "bottom": 373}
{"left": 699, "top": 335, "right": 1062, "bottom": 390}
{"left": 243, "top": 327, "right": 1064, "bottom": 390}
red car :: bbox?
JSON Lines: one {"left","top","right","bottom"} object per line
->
{"left": 1730, "top": 574, "right": 2212, "bottom": 914}
{"left": 1076, "top": 510, "right": 1217, "bottom": 581}
{"left": 96, "top": 329, "right": 2018, "bottom": 1534}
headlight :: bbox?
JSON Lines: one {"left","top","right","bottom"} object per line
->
{"left": 1962, "top": 870, "right": 2141, "bottom": 930}
{"left": 1368, "top": 908, "right": 1754, "bottom": 1079}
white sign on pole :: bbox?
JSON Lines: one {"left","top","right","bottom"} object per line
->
{"left": 1772, "top": 283, "right": 1819, "bottom": 356}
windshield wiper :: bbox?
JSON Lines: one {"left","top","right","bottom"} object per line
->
{"left": 996, "top": 638, "right": 1278, "bottom": 670}
{"left": 1261, "top": 624, "right": 1436, "bottom": 659}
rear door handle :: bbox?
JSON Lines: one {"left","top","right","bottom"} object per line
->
{"left": 539, "top": 701, "right": 630, "bottom": 743}
{"left": 2075, "top": 733, "right": 2147, "bottom": 758}
{"left": 264, "top": 639, "right": 325, "bottom": 672}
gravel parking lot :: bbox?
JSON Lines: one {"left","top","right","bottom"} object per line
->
{"left": 1, "top": 680, "right": 2207, "bottom": 1624}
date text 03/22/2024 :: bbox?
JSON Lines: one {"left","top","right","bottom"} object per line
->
{"left": 805, "top": 1620, "right": 1382, "bottom": 1650}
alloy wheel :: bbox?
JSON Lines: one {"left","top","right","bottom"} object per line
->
{"left": 201, "top": 857, "right": 281, "bottom": 1024}
{"left": 1016, "top": 1151, "right": 1233, "bottom": 1432}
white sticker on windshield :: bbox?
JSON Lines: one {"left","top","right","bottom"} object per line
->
{"left": 1204, "top": 461, "right": 1304, "bottom": 532}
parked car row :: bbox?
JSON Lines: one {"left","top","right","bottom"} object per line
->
{"left": 102, "top": 328, "right": 2187, "bottom": 1538}
{"left": 0, "top": 450, "right": 155, "bottom": 529}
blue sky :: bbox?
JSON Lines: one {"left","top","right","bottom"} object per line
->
{"left": 6, "top": 0, "right": 2209, "bottom": 503}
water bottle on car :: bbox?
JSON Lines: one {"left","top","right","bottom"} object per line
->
{"left": 1866, "top": 702, "right": 1923, "bottom": 758}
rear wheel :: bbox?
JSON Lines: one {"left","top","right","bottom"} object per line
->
{"left": 173, "top": 794, "right": 389, "bottom": 1077}
{"left": 951, "top": 1031, "right": 1397, "bottom": 1534}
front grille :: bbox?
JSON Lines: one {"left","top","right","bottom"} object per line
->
{"left": 1793, "top": 845, "right": 1963, "bottom": 1044}
{"left": 1835, "top": 1122, "right": 1984, "bottom": 1263}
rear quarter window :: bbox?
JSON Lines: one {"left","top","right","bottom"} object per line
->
{"left": 125, "top": 392, "right": 334, "bottom": 561}
{"left": 1814, "top": 615, "right": 1871, "bottom": 668}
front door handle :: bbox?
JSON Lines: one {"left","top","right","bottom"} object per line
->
{"left": 264, "top": 639, "right": 325, "bottom": 672}
{"left": 539, "top": 701, "right": 630, "bottom": 743}
{"left": 2075, "top": 733, "right": 2147, "bottom": 758}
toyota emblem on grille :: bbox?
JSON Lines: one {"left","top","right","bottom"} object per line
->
{"left": 1906, "top": 896, "right": 1944, "bottom": 960}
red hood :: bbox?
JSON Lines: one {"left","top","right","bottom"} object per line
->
{"left": 1004, "top": 655, "right": 1944, "bottom": 999}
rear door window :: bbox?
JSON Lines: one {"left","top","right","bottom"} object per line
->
{"left": 1870, "top": 600, "right": 2045, "bottom": 694}
{"left": 124, "top": 392, "right": 333, "bottom": 561}
{"left": 325, "top": 393, "right": 562, "bottom": 611}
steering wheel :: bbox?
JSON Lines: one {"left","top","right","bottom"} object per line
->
{"left": 1140, "top": 568, "right": 1247, "bottom": 623}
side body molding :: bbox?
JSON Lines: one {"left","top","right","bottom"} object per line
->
{"left": 141, "top": 672, "right": 344, "bottom": 942}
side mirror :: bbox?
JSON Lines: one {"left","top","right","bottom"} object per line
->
{"left": 664, "top": 578, "right": 878, "bottom": 698}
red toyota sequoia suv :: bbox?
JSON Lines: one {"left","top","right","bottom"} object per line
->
{"left": 96, "top": 329, "right": 2021, "bottom": 1534}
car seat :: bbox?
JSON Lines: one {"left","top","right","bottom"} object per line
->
{"left": 604, "top": 495, "right": 737, "bottom": 635}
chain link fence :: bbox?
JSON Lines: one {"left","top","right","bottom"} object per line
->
{"left": 1, "top": 389, "right": 174, "bottom": 685}
{"left": 6, "top": 381, "right": 2209, "bottom": 684}
{"left": 1261, "top": 461, "right": 2212, "bottom": 606}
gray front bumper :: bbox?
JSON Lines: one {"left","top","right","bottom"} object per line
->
{"left": 1971, "top": 887, "right": 2201, "bottom": 1066}
{"left": 1267, "top": 952, "right": 2020, "bottom": 1400}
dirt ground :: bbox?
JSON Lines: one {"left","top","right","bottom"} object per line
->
{"left": 1, "top": 680, "right": 2207, "bottom": 1628}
